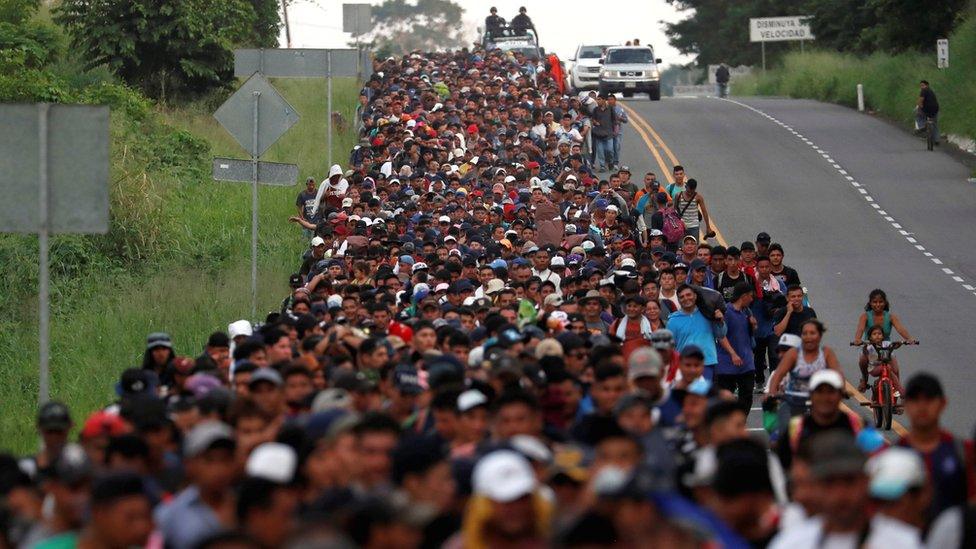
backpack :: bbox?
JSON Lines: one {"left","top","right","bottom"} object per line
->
{"left": 660, "top": 205, "right": 685, "bottom": 243}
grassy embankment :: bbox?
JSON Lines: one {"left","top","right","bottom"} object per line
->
{"left": 0, "top": 77, "right": 360, "bottom": 453}
{"left": 733, "top": 18, "right": 976, "bottom": 143}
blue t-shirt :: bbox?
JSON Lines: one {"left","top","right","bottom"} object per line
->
{"left": 667, "top": 308, "right": 723, "bottom": 366}
{"left": 716, "top": 306, "right": 755, "bottom": 375}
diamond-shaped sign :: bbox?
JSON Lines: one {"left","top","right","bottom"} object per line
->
{"left": 214, "top": 73, "right": 300, "bottom": 158}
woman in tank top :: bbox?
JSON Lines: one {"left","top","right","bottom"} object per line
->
{"left": 766, "top": 319, "right": 842, "bottom": 413}
{"left": 851, "top": 288, "right": 916, "bottom": 391}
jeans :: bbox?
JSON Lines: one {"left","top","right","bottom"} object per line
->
{"left": 716, "top": 372, "right": 755, "bottom": 415}
{"left": 753, "top": 333, "right": 779, "bottom": 386}
{"left": 593, "top": 136, "right": 613, "bottom": 170}
{"left": 717, "top": 82, "right": 728, "bottom": 98}
{"left": 915, "top": 110, "right": 939, "bottom": 143}
{"left": 611, "top": 134, "right": 622, "bottom": 167}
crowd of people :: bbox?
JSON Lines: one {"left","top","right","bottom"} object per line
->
{"left": 3, "top": 45, "right": 975, "bottom": 549}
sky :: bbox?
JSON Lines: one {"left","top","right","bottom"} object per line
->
{"left": 280, "top": 0, "right": 693, "bottom": 67}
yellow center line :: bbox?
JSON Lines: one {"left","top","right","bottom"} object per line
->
{"left": 623, "top": 100, "right": 907, "bottom": 437}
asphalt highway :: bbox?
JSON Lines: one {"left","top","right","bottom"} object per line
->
{"left": 619, "top": 96, "right": 976, "bottom": 435}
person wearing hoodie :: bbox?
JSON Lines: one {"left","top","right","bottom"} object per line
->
{"left": 312, "top": 164, "right": 349, "bottom": 214}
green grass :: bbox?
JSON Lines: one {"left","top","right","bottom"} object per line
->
{"left": 733, "top": 18, "right": 976, "bottom": 142}
{"left": 0, "top": 77, "right": 359, "bottom": 453}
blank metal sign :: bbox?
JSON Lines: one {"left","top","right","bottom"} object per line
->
{"left": 234, "top": 49, "right": 363, "bottom": 78}
{"left": 214, "top": 73, "right": 300, "bottom": 158}
{"left": 0, "top": 104, "right": 109, "bottom": 234}
{"left": 212, "top": 157, "right": 299, "bottom": 186}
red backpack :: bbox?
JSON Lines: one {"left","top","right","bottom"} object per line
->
{"left": 661, "top": 205, "right": 685, "bottom": 243}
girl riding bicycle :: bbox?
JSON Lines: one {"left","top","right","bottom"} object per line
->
{"left": 852, "top": 289, "right": 916, "bottom": 391}
{"left": 858, "top": 324, "right": 904, "bottom": 398}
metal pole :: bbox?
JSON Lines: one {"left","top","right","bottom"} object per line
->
{"left": 327, "top": 51, "right": 333, "bottom": 168}
{"left": 761, "top": 42, "right": 766, "bottom": 72}
{"left": 857, "top": 84, "right": 865, "bottom": 112}
{"left": 251, "top": 91, "right": 260, "bottom": 319}
{"left": 38, "top": 103, "right": 50, "bottom": 405}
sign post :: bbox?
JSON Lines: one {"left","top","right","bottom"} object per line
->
{"left": 937, "top": 39, "right": 949, "bottom": 68}
{"left": 234, "top": 48, "right": 365, "bottom": 172}
{"left": 0, "top": 104, "right": 109, "bottom": 404}
{"left": 343, "top": 3, "right": 373, "bottom": 81}
{"left": 749, "top": 16, "right": 815, "bottom": 71}
{"left": 214, "top": 73, "right": 300, "bottom": 317}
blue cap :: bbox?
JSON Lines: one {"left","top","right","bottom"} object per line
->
{"left": 593, "top": 198, "right": 609, "bottom": 209}
{"left": 687, "top": 377, "right": 712, "bottom": 396}
{"left": 490, "top": 258, "right": 508, "bottom": 270}
{"left": 399, "top": 255, "right": 415, "bottom": 265}
{"left": 393, "top": 366, "right": 423, "bottom": 395}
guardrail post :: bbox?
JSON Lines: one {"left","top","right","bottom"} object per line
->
{"left": 857, "top": 84, "right": 864, "bottom": 112}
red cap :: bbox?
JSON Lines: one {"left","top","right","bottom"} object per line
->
{"left": 526, "top": 161, "right": 540, "bottom": 169}
{"left": 81, "top": 411, "right": 130, "bottom": 440}
{"left": 466, "top": 124, "right": 479, "bottom": 134}
{"left": 622, "top": 240, "right": 637, "bottom": 249}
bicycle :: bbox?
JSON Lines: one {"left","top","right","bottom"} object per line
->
{"left": 851, "top": 340, "right": 919, "bottom": 430}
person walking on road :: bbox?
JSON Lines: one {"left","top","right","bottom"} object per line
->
{"left": 607, "top": 95, "right": 628, "bottom": 171}
{"left": 715, "top": 64, "right": 730, "bottom": 98}
{"left": 673, "top": 179, "right": 713, "bottom": 242}
{"left": 915, "top": 80, "right": 939, "bottom": 144}
{"left": 590, "top": 94, "right": 615, "bottom": 173}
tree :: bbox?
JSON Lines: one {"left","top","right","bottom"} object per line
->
{"left": 247, "top": 0, "right": 283, "bottom": 48}
{"left": 361, "top": 0, "right": 469, "bottom": 56}
{"left": 55, "top": 0, "right": 258, "bottom": 101}
{"left": 664, "top": 0, "right": 807, "bottom": 67}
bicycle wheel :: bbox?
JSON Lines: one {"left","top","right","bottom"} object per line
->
{"left": 881, "top": 382, "right": 893, "bottom": 431}
{"left": 927, "top": 121, "right": 935, "bottom": 151}
{"left": 872, "top": 386, "right": 884, "bottom": 428}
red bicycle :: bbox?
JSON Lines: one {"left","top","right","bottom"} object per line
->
{"left": 852, "top": 340, "right": 918, "bottom": 430}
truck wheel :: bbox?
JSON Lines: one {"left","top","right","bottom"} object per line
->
{"left": 649, "top": 88, "right": 661, "bottom": 101}
{"left": 622, "top": 91, "right": 633, "bottom": 98}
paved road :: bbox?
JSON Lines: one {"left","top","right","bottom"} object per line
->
{"left": 619, "top": 96, "right": 976, "bottom": 435}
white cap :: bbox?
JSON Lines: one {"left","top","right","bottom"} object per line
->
{"left": 621, "top": 258, "right": 637, "bottom": 268}
{"left": 777, "top": 333, "right": 802, "bottom": 349}
{"left": 444, "top": 235, "right": 457, "bottom": 242}
{"left": 510, "top": 435, "right": 552, "bottom": 464}
{"left": 810, "top": 369, "right": 844, "bottom": 391}
{"left": 228, "top": 320, "right": 253, "bottom": 339}
{"left": 311, "top": 236, "right": 326, "bottom": 247}
{"left": 412, "top": 262, "right": 429, "bottom": 272}
{"left": 457, "top": 389, "right": 487, "bottom": 413}
{"left": 438, "top": 215, "right": 451, "bottom": 223}
{"left": 435, "top": 283, "right": 450, "bottom": 293}
{"left": 327, "top": 294, "right": 343, "bottom": 308}
{"left": 341, "top": 197, "right": 353, "bottom": 207}
{"left": 867, "top": 447, "right": 927, "bottom": 500}
{"left": 504, "top": 175, "right": 516, "bottom": 184}
{"left": 246, "top": 442, "right": 297, "bottom": 484}
{"left": 581, "top": 240, "right": 596, "bottom": 251}
{"left": 607, "top": 205, "right": 619, "bottom": 212}
{"left": 649, "top": 229, "right": 664, "bottom": 237}
{"left": 550, "top": 256, "right": 565, "bottom": 266}
{"left": 473, "top": 450, "right": 537, "bottom": 502}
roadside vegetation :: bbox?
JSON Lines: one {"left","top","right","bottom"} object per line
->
{"left": 733, "top": 17, "right": 976, "bottom": 142}
{"left": 0, "top": 0, "right": 359, "bottom": 451}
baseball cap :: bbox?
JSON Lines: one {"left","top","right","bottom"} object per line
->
{"left": 689, "top": 259, "right": 707, "bottom": 271}
{"left": 393, "top": 366, "right": 423, "bottom": 395}
{"left": 777, "top": 333, "right": 802, "bottom": 350}
{"left": 38, "top": 401, "right": 72, "bottom": 431}
{"left": 756, "top": 232, "right": 771, "bottom": 243}
{"left": 249, "top": 368, "right": 283, "bottom": 388}
{"left": 809, "top": 369, "right": 844, "bottom": 391}
{"left": 246, "top": 442, "right": 297, "bottom": 484}
{"left": 457, "top": 389, "right": 488, "bottom": 413}
{"left": 311, "top": 236, "right": 326, "bottom": 247}
{"left": 183, "top": 421, "right": 235, "bottom": 458}
{"left": 809, "top": 431, "right": 865, "bottom": 479}
{"left": 311, "top": 388, "right": 353, "bottom": 413}
{"left": 473, "top": 450, "right": 537, "bottom": 502}
{"left": 628, "top": 347, "right": 663, "bottom": 380}
{"left": 740, "top": 241, "right": 756, "bottom": 251}
{"left": 649, "top": 329, "right": 674, "bottom": 350}
{"left": 543, "top": 294, "right": 564, "bottom": 308}
{"left": 146, "top": 332, "right": 172, "bottom": 350}
{"left": 80, "top": 410, "right": 128, "bottom": 440}
{"left": 412, "top": 262, "right": 429, "bottom": 272}
{"left": 867, "top": 447, "right": 927, "bottom": 500}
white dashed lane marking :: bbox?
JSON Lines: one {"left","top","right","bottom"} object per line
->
{"left": 722, "top": 98, "right": 975, "bottom": 298}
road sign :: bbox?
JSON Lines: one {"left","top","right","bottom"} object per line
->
{"left": 937, "top": 39, "right": 949, "bottom": 68}
{"left": 0, "top": 104, "right": 109, "bottom": 405}
{"left": 749, "top": 16, "right": 815, "bottom": 42}
{"left": 215, "top": 73, "right": 299, "bottom": 157}
{"left": 343, "top": 3, "right": 372, "bottom": 36}
{"left": 0, "top": 105, "right": 109, "bottom": 233}
{"left": 234, "top": 48, "right": 363, "bottom": 78}
{"left": 213, "top": 157, "right": 299, "bottom": 186}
